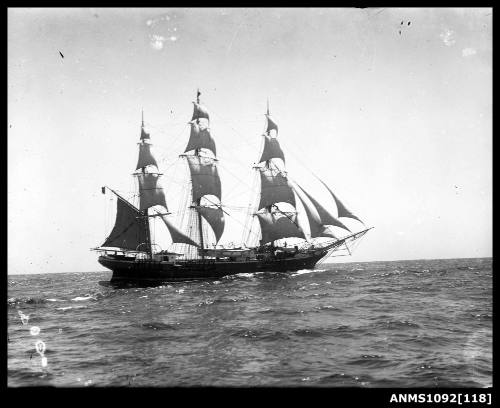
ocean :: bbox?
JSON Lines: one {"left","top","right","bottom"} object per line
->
{"left": 7, "top": 257, "right": 492, "bottom": 387}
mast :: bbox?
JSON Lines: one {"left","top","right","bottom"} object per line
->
{"left": 135, "top": 110, "right": 168, "bottom": 257}
{"left": 140, "top": 112, "right": 152, "bottom": 257}
{"left": 195, "top": 89, "right": 205, "bottom": 257}
{"left": 182, "top": 89, "right": 224, "bottom": 258}
{"left": 252, "top": 100, "right": 302, "bottom": 247}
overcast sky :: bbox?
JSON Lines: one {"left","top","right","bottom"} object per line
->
{"left": 8, "top": 8, "right": 492, "bottom": 274}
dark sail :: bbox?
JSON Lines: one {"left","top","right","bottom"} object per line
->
{"left": 101, "top": 195, "right": 147, "bottom": 251}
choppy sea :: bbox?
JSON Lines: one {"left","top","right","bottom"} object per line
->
{"left": 7, "top": 258, "right": 492, "bottom": 387}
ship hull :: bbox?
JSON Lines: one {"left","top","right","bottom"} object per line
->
{"left": 98, "top": 250, "right": 327, "bottom": 284}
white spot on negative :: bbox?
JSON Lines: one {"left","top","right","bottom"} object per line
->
{"left": 35, "top": 340, "right": 46, "bottom": 355}
{"left": 440, "top": 29, "right": 456, "bottom": 46}
{"left": 462, "top": 48, "right": 477, "bottom": 57}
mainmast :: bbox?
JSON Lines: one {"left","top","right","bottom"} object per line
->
{"left": 140, "top": 109, "right": 152, "bottom": 257}
{"left": 182, "top": 90, "right": 224, "bottom": 258}
{"left": 194, "top": 89, "right": 205, "bottom": 258}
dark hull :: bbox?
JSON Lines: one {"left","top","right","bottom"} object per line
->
{"left": 98, "top": 250, "right": 327, "bottom": 284}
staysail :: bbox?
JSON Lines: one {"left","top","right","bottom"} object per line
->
{"left": 292, "top": 184, "right": 337, "bottom": 238}
{"left": 316, "top": 177, "right": 364, "bottom": 224}
{"left": 295, "top": 183, "right": 351, "bottom": 232}
{"left": 197, "top": 206, "right": 225, "bottom": 243}
{"left": 159, "top": 213, "right": 199, "bottom": 247}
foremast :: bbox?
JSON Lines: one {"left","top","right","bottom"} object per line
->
{"left": 134, "top": 110, "right": 168, "bottom": 257}
{"left": 248, "top": 100, "right": 366, "bottom": 250}
{"left": 248, "top": 101, "right": 304, "bottom": 247}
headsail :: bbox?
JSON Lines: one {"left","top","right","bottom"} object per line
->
{"left": 292, "top": 184, "right": 337, "bottom": 238}
{"left": 101, "top": 193, "right": 148, "bottom": 251}
{"left": 316, "top": 177, "right": 364, "bottom": 224}
{"left": 296, "top": 183, "right": 351, "bottom": 232}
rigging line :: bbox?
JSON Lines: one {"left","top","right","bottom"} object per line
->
{"left": 210, "top": 109, "right": 262, "bottom": 151}
{"left": 270, "top": 204, "right": 301, "bottom": 229}
{"left": 199, "top": 193, "right": 261, "bottom": 244}
{"left": 280, "top": 134, "right": 330, "bottom": 183}
{"left": 148, "top": 122, "right": 190, "bottom": 158}
{"left": 217, "top": 161, "right": 260, "bottom": 197}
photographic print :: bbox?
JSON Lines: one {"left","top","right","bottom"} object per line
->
{"left": 8, "top": 8, "right": 492, "bottom": 390}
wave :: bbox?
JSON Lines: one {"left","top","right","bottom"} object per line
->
{"left": 346, "top": 354, "right": 396, "bottom": 368}
{"left": 197, "top": 296, "right": 251, "bottom": 307}
{"left": 313, "top": 305, "right": 343, "bottom": 312}
{"left": 8, "top": 297, "right": 49, "bottom": 306}
{"left": 139, "top": 322, "right": 179, "bottom": 331}
{"left": 317, "top": 372, "right": 374, "bottom": 386}
{"left": 71, "top": 296, "right": 95, "bottom": 302}
{"left": 291, "top": 268, "right": 326, "bottom": 276}
{"left": 382, "top": 320, "right": 421, "bottom": 329}
{"left": 230, "top": 328, "right": 290, "bottom": 341}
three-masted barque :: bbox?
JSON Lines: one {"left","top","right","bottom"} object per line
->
{"left": 94, "top": 90, "right": 372, "bottom": 283}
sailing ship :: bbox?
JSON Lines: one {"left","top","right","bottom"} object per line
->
{"left": 94, "top": 90, "right": 372, "bottom": 283}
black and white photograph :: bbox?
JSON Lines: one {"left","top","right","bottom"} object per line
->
{"left": 7, "top": 7, "right": 492, "bottom": 390}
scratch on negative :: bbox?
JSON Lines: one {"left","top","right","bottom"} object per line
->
{"left": 226, "top": 22, "right": 244, "bottom": 56}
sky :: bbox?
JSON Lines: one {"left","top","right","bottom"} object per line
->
{"left": 8, "top": 8, "right": 492, "bottom": 274}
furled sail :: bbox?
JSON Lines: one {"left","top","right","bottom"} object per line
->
{"left": 101, "top": 195, "right": 147, "bottom": 250}
{"left": 292, "top": 184, "right": 336, "bottom": 238}
{"left": 159, "top": 214, "right": 199, "bottom": 247}
{"left": 258, "top": 168, "right": 295, "bottom": 210}
{"left": 137, "top": 173, "right": 167, "bottom": 210}
{"left": 259, "top": 135, "right": 285, "bottom": 164}
{"left": 316, "top": 178, "right": 364, "bottom": 224}
{"left": 266, "top": 115, "right": 278, "bottom": 134}
{"left": 197, "top": 206, "right": 225, "bottom": 243}
{"left": 192, "top": 102, "right": 210, "bottom": 122}
{"left": 136, "top": 142, "right": 158, "bottom": 170}
{"left": 187, "top": 156, "right": 221, "bottom": 202}
{"left": 256, "top": 212, "right": 305, "bottom": 244}
{"left": 297, "top": 183, "right": 350, "bottom": 232}
{"left": 184, "top": 122, "right": 216, "bottom": 157}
